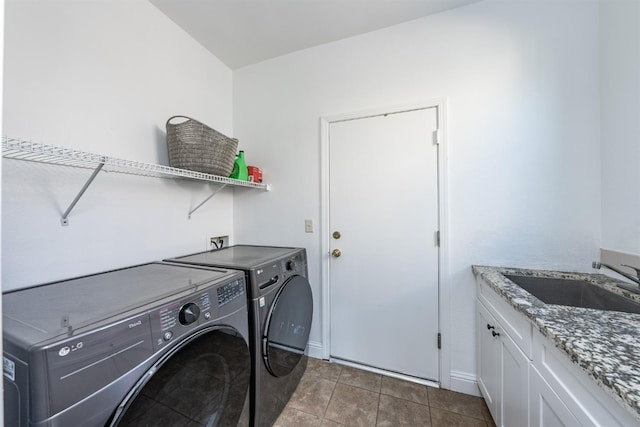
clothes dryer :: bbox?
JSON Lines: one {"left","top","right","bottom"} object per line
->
{"left": 3, "top": 262, "right": 250, "bottom": 427}
{"left": 166, "top": 245, "right": 313, "bottom": 427}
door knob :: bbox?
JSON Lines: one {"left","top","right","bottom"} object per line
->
{"left": 331, "top": 249, "right": 342, "bottom": 258}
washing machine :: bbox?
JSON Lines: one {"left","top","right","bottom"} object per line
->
{"left": 165, "top": 245, "right": 313, "bottom": 427}
{"left": 3, "top": 262, "right": 251, "bottom": 427}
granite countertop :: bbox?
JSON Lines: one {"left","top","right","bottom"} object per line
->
{"left": 472, "top": 265, "right": 640, "bottom": 422}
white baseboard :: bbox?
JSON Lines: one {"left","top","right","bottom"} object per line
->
{"left": 449, "top": 370, "right": 481, "bottom": 397}
{"left": 307, "top": 340, "right": 324, "bottom": 360}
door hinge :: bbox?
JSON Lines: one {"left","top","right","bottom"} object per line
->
{"left": 437, "top": 333, "right": 442, "bottom": 349}
{"left": 433, "top": 129, "right": 441, "bottom": 145}
{"left": 436, "top": 230, "right": 440, "bottom": 247}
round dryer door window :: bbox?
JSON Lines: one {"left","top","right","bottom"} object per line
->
{"left": 263, "top": 275, "right": 313, "bottom": 377}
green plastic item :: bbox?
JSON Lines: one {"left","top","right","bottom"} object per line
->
{"left": 229, "top": 150, "right": 248, "bottom": 180}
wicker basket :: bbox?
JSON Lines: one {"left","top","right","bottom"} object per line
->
{"left": 166, "top": 115, "right": 238, "bottom": 176}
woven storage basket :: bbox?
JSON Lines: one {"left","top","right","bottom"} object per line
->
{"left": 166, "top": 115, "right": 238, "bottom": 176}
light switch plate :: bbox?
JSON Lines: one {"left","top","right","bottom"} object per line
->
{"left": 304, "top": 219, "right": 314, "bottom": 233}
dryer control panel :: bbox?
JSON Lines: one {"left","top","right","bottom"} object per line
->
{"left": 245, "top": 248, "right": 308, "bottom": 297}
{"left": 282, "top": 252, "right": 306, "bottom": 277}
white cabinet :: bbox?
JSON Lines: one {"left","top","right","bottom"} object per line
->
{"left": 477, "top": 285, "right": 530, "bottom": 427}
{"left": 530, "top": 366, "right": 579, "bottom": 427}
{"left": 501, "top": 328, "right": 529, "bottom": 426}
{"left": 531, "top": 329, "right": 638, "bottom": 426}
{"left": 477, "top": 302, "right": 500, "bottom": 420}
{"left": 476, "top": 276, "right": 640, "bottom": 427}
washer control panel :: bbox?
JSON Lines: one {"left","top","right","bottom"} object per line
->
{"left": 150, "top": 274, "right": 245, "bottom": 351}
{"left": 178, "top": 302, "right": 200, "bottom": 325}
{"left": 157, "top": 292, "right": 211, "bottom": 334}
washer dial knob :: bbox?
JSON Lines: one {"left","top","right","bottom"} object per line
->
{"left": 179, "top": 303, "right": 200, "bottom": 325}
{"left": 286, "top": 259, "right": 297, "bottom": 271}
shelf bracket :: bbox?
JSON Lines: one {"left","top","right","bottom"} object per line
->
{"left": 61, "top": 160, "right": 105, "bottom": 226}
{"left": 188, "top": 183, "right": 228, "bottom": 219}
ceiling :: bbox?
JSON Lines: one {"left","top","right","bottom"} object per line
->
{"left": 150, "top": 0, "right": 483, "bottom": 69}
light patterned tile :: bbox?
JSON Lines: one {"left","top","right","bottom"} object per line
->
{"left": 430, "top": 407, "right": 488, "bottom": 427}
{"left": 324, "top": 383, "right": 379, "bottom": 426}
{"left": 380, "top": 376, "right": 429, "bottom": 405}
{"left": 287, "top": 376, "right": 336, "bottom": 417}
{"left": 321, "top": 418, "right": 345, "bottom": 426}
{"left": 283, "top": 366, "right": 493, "bottom": 427}
{"left": 482, "top": 400, "right": 495, "bottom": 425}
{"left": 274, "top": 407, "right": 322, "bottom": 427}
{"left": 305, "top": 357, "right": 343, "bottom": 383}
{"left": 427, "top": 388, "right": 487, "bottom": 420}
{"left": 338, "top": 366, "right": 382, "bottom": 392}
{"left": 376, "top": 394, "right": 431, "bottom": 426}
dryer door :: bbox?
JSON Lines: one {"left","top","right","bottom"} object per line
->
{"left": 110, "top": 327, "right": 250, "bottom": 426}
{"left": 263, "top": 275, "right": 313, "bottom": 377}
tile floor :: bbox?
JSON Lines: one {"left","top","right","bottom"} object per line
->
{"left": 275, "top": 358, "right": 496, "bottom": 427}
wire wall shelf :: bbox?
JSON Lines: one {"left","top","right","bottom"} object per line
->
{"left": 2, "top": 137, "right": 267, "bottom": 188}
{"left": 2, "top": 137, "right": 269, "bottom": 225}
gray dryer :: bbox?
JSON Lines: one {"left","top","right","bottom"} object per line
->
{"left": 166, "top": 245, "right": 313, "bottom": 427}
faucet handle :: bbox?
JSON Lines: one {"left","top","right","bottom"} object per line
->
{"left": 621, "top": 264, "right": 640, "bottom": 278}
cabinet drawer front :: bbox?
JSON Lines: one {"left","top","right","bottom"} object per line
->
{"left": 478, "top": 278, "right": 533, "bottom": 357}
{"left": 532, "top": 330, "right": 637, "bottom": 426}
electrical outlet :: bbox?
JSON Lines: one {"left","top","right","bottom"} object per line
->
{"left": 208, "top": 235, "right": 230, "bottom": 250}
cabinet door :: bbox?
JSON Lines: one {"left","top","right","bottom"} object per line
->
{"left": 500, "top": 330, "right": 530, "bottom": 427}
{"left": 477, "top": 302, "right": 500, "bottom": 422}
{"left": 530, "top": 366, "right": 579, "bottom": 427}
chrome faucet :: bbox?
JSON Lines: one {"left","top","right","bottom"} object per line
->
{"left": 592, "top": 261, "right": 640, "bottom": 286}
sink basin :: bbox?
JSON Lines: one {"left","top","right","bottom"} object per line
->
{"left": 504, "top": 274, "right": 640, "bottom": 315}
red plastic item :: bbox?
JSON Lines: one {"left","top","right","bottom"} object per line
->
{"left": 247, "top": 166, "right": 263, "bottom": 183}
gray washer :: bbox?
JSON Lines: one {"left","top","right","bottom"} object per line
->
{"left": 3, "top": 262, "right": 250, "bottom": 427}
{"left": 166, "top": 245, "right": 313, "bottom": 427}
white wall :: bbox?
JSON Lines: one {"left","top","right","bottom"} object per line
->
{"left": 0, "top": 0, "right": 5, "bottom": 419}
{"left": 600, "top": 0, "right": 640, "bottom": 256}
{"left": 233, "top": 0, "right": 601, "bottom": 390}
{"left": 2, "top": 0, "right": 235, "bottom": 290}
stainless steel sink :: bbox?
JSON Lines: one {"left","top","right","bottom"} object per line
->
{"left": 504, "top": 274, "right": 640, "bottom": 315}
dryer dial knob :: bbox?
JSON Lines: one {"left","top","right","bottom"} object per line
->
{"left": 179, "top": 303, "right": 200, "bottom": 325}
{"left": 286, "top": 259, "right": 297, "bottom": 271}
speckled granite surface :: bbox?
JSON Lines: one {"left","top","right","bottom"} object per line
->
{"left": 472, "top": 265, "right": 640, "bottom": 422}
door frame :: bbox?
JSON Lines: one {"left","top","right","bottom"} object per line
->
{"left": 319, "top": 98, "right": 451, "bottom": 388}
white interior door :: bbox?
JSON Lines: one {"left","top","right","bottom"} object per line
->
{"left": 328, "top": 107, "right": 440, "bottom": 381}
